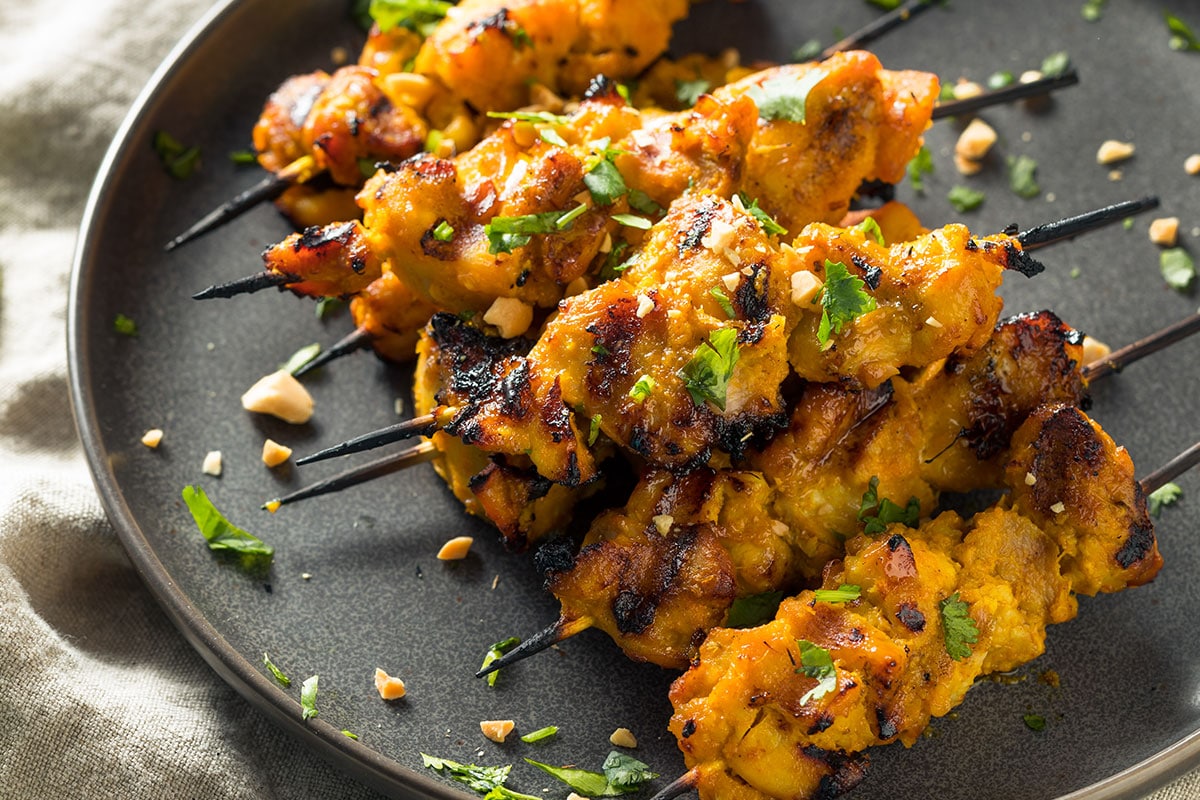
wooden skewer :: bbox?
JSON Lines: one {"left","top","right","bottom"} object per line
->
{"left": 1018, "top": 196, "right": 1158, "bottom": 251}
{"left": 292, "top": 326, "right": 373, "bottom": 377}
{"left": 821, "top": 0, "right": 934, "bottom": 59}
{"left": 294, "top": 408, "right": 456, "bottom": 466}
{"left": 474, "top": 617, "right": 592, "bottom": 678}
{"left": 165, "top": 155, "right": 317, "bottom": 252}
{"left": 1140, "top": 442, "right": 1200, "bottom": 495}
{"left": 931, "top": 70, "right": 1079, "bottom": 120}
{"left": 1081, "top": 312, "right": 1200, "bottom": 382}
{"left": 646, "top": 770, "right": 701, "bottom": 800}
{"left": 264, "top": 441, "right": 438, "bottom": 510}
{"left": 192, "top": 270, "right": 297, "bottom": 300}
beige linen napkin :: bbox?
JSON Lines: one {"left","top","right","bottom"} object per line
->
{"left": 0, "top": 1, "right": 1197, "bottom": 799}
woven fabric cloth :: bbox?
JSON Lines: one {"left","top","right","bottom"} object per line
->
{"left": 0, "top": 1, "right": 1197, "bottom": 799}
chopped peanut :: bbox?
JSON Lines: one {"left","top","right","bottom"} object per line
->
{"left": 1050, "top": 502, "right": 1066, "bottom": 515}
{"left": 141, "top": 428, "right": 164, "bottom": 448}
{"left": 261, "top": 439, "right": 293, "bottom": 468}
{"left": 374, "top": 668, "right": 407, "bottom": 700}
{"left": 1149, "top": 217, "right": 1180, "bottom": 248}
{"left": 202, "top": 451, "right": 222, "bottom": 477}
{"left": 480, "top": 720, "right": 516, "bottom": 743}
{"left": 437, "top": 536, "right": 474, "bottom": 560}
{"left": 1186, "top": 155, "right": 1200, "bottom": 176}
{"left": 1019, "top": 70, "right": 1043, "bottom": 84}
{"left": 483, "top": 297, "right": 534, "bottom": 338}
{"left": 1096, "top": 140, "right": 1135, "bottom": 165}
{"left": 241, "top": 370, "right": 315, "bottom": 424}
{"left": 790, "top": 271, "right": 823, "bottom": 306}
{"left": 953, "top": 153, "right": 983, "bottom": 176}
{"left": 635, "top": 293, "right": 655, "bottom": 318}
{"left": 609, "top": 727, "right": 638, "bottom": 748}
{"left": 564, "top": 277, "right": 589, "bottom": 297}
{"left": 511, "top": 121, "right": 538, "bottom": 149}
{"left": 379, "top": 72, "right": 437, "bottom": 112}
{"left": 652, "top": 514, "right": 674, "bottom": 535}
{"left": 955, "top": 118, "right": 997, "bottom": 163}
{"left": 1081, "top": 336, "right": 1111, "bottom": 367}
{"left": 952, "top": 80, "right": 983, "bottom": 100}
{"left": 443, "top": 113, "right": 477, "bottom": 155}
{"left": 567, "top": 794, "right": 591, "bottom": 800}
{"left": 1025, "top": 472, "right": 1038, "bottom": 486}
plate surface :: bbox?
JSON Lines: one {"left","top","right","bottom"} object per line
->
{"left": 69, "top": 1, "right": 1200, "bottom": 798}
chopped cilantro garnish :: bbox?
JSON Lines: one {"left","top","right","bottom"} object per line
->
{"left": 182, "top": 485, "right": 274, "bottom": 573}
{"left": 113, "top": 313, "right": 138, "bottom": 337}
{"left": 709, "top": 286, "right": 736, "bottom": 318}
{"left": 1123, "top": 217, "right": 1135, "bottom": 231}
{"left": 300, "top": 674, "right": 319, "bottom": 720}
{"left": 540, "top": 127, "right": 569, "bottom": 147}
{"left": 342, "top": 729, "right": 359, "bottom": 740}
{"left": 1023, "top": 714, "right": 1047, "bottom": 732}
{"left": 737, "top": 192, "right": 788, "bottom": 236}
{"left": 854, "top": 216, "right": 885, "bottom": 245}
{"left": 796, "top": 640, "right": 837, "bottom": 704}
{"left": 857, "top": 476, "right": 921, "bottom": 535}
{"left": 675, "top": 78, "right": 711, "bottom": 107}
{"left": 229, "top": 149, "right": 258, "bottom": 165}
{"left": 748, "top": 70, "right": 828, "bottom": 123}
{"left": 611, "top": 213, "right": 652, "bottom": 230}
{"left": 520, "top": 726, "right": 559, "bottom": 743}
{"left": 425, "top": 129, "right": 445, "bottom": 154}
{"left": 281, "top": 343, "right": 321, "bottom": 375}
{"left": 948, "top": 185, "right": 986, "bottom": 212}
{"left": 263, "top": 652, "right": 291, "bottom": 686}
{"left": 627, "top": 189, "right": 662, "bottom": 216}
{"left": 588, "top": 414, "right": 602, "bottom": 446}
{"left": 866, "top": 0, "right": 903, "bottom": 8}
{"left": 987, "top": 70, "right": 1015, "bottom": 89}
{"left": 726, "top": 591, "right": 783, "bottom": 628}
{"left": 1166, "top": 12, "right": 1200, "bottom": 51}
{"left": 1160, "top": 248, "right": 1196, "bottom": 291}
{"left": 679, "top": 328, "right": 741, "bottom": 410}
{"left": 487, "top": 110, "right": 571, "bottom": 126}
{"left": 1081, "top": 0, "right": 1105, "bottom": 22}
{"left": 939, "top": 593, "right": 979, "bottom": 661}
{"left": 817, "top": 260, "right": 876, "bottom": 345}
{"left": 591, "top": 344, "right": 609, "bottom": 356}
{"left": 628, "top": 374, "right": 655, "bottom": 403}
{"left": 480, "top": 636, "right": 521, "bottom": 687}
{"left": 584, "top": 158, "right": 627, "bottom": 207}
{"left": 525, "top": 752, "right": 657, "bottom": 796}
{"left": 422, "top": 754, "right": 541, "bottom": 800}
{"left": 507, "top": 24, "right": 533, "bottom": 49}
{"left": 357, "top": 157, "right": 378, "bottom": 179}
{"left": 1007, "top": 155, "right": 1041, "bottom": 199}
{"left": 907, "top": 145, "right": 934, "bottom": 194}
{"left": 368, "top": 0, "right": 451, "bottom": 34}
{"left": 315, "top": 296, "right": 345, "bottom": 319}
{"left": 152, "top": 130, "right": 201, "bottom": 180}
{"left": 485, "top": 204, "right": 587, "bottom": 254}
{"left": 1041, "top": 51, "right": 1072, "bottom": 78}
{"left": 813, "top": 584, "right": 862, "bottom": 604}
{"left": 432, "top": 220, "right": 455, "bottom": 242}
{"left": 598, "top": 240, "right": 632, "bottom": 282}
{"left": 793, "top": 39, "right": 823, "bottom": 62}
{"left": 1148, "top": 482, "right": 1183, "bottom": 517}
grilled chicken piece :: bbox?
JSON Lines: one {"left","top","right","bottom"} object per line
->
{"left": 413, "top": 313, "right": 605, "bottom": 547}
{"left": 350, "top": 271, "right": 439, "bottom": 362}
{"left": 533, "top": 312, "right": 1089, "bottom": 669}
{"left": 667, "top": 404, "right": 1161, "bottom": 800}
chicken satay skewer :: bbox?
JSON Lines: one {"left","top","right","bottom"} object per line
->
{"left": 290, "top": 197, "right": 1153, "bottom": 470}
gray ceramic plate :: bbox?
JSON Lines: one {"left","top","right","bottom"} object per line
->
{"left": 68, "top": 1, "right": 1200, "bottom": 798}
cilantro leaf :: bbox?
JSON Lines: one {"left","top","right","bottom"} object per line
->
{"left": 229, "top": 149, "right": 258, "bottom": 165}
{"left": 520, "top": 726, "right": 558, "bottom": 743}
{"left": 1166, "top": 12, "right": 1200, "bottom": 51}
{"left": 611, "top": 213, "right": 652, "bottom": 230}
{"left": 1081, "top": 0, "right": 1105, "bottom": 22}
{"left": 486, "top": 110, "right": 570, "bottom": 126}
{"left": 480, "top": 636, "right": 521, "bottom": 687}
{"left": 584, "top": 158, "right": 627, "bottom": 207}
{"left": 679, "top": 327, "right": 741, "bottom": 410}
{"left": 813, "top": 584, "right": 861, "bottom": 604}
{"left": 907, "top": 145, "right": 934, "bottom": 194}
{"left": 152, "top": 130, "right": 201, "bottom": 180}
{"left": 1008, "top": 155, "right": 1041, "bottom": 199}
{"left": 796, "top": 640, "right": 837, "bottom": 704}
{"left": 737, "top": 192, "right": 788, "bottom": 236}
{"left": 818, "top": 260, "right": 877, "bottom": 345}
{"left": 598, "top": 240, "right": 631, "bottom": 281}
{"left": 315, "top": 296, "right": 345, "bottom": 319}
{"left": 748, "top": 70, "right": 828, "bottom": 123}
{"left": 1024, "top": 714, "right": 1047, "bottom": 731}
{"left": 675, "top": 78, "right": 711, "bottom": 107}
{"left": 987, "top": 70, "right": 1015, "bottom": 89}
{"left": 114, "top": 313, "right": 138, "bottom": 337}
{"left": 422, "top": 754, "right": 541, "bottom": 800}
{"left": 726, "top": 591, "right": 783, "bottom": 628}
{"left": 866, "top": 0, "right": 903, "bottom": 8}
{"left": 793, "top": 39, "right": 823, "bottom": 62}
{"left": 342, "top": 729, "right": 359, "bottom": 740}
{"left": 948, "top": 185, "right": 986, "bottom": 213}
{"left": 263, "top": 652, "right": 291, "bottom": 686}
{"left": 540, "top": 127, "right": 569, "bottom": 147}
{"left": 588, "top": 414, "right": 603, "bottom": 446}
{"left": 432, "top": 220, "right": 455, "bottom": 242}
{"left": 281, "top": 343, "right": 321, "bottom": 375}
{"left": 857, "top": 476, "right": 921, "bottom": 535}
{"left": 939, "top": 593, "right": 979, "bottom": 661}
{"left": 368, "top": 0, "right": 451, "bottom": 34}
{"left": 627, "top": 189, "right": 662, "bottom": 216}
{"left": 484, "top": 204, "right": 587, "bottom": 254}
{"left": 525, "top": 752, "right": 657, "bottom": 796}
{"left": 1148, "top": 482, "right": 1183, "bottom": 517}
{"left": 300, "top": 674, "right": 319, "bottom": 720}
{"left": 709, "top": 286, "right": 736, "bottom": 318}
{"left": 1160, "top": 248, "right": 1195, "bottom": 291}
{"left": 1040, "top": 51, "right": 1072, "bottom": 78}
{"left": 182, "top": 485, "right": 274, "bottom": 573}
{"left": 854, "top": 216, "right": 885, "bottom": 245}
{"left": 628, "top": 374, "right": 655, "bottom": 403}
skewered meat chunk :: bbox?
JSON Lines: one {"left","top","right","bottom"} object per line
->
{"left": 532, "top": 311, "right": 1088, "bottom": 669}
{"left": 666, "top": 404, "right": 1161, "bottom": 800}
{"left": 350, "top": 271, "right": 438, "bottom": 362}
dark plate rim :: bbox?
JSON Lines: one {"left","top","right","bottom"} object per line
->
{"left": 63, "top": 1, "right": 1200, "bottom": 798}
